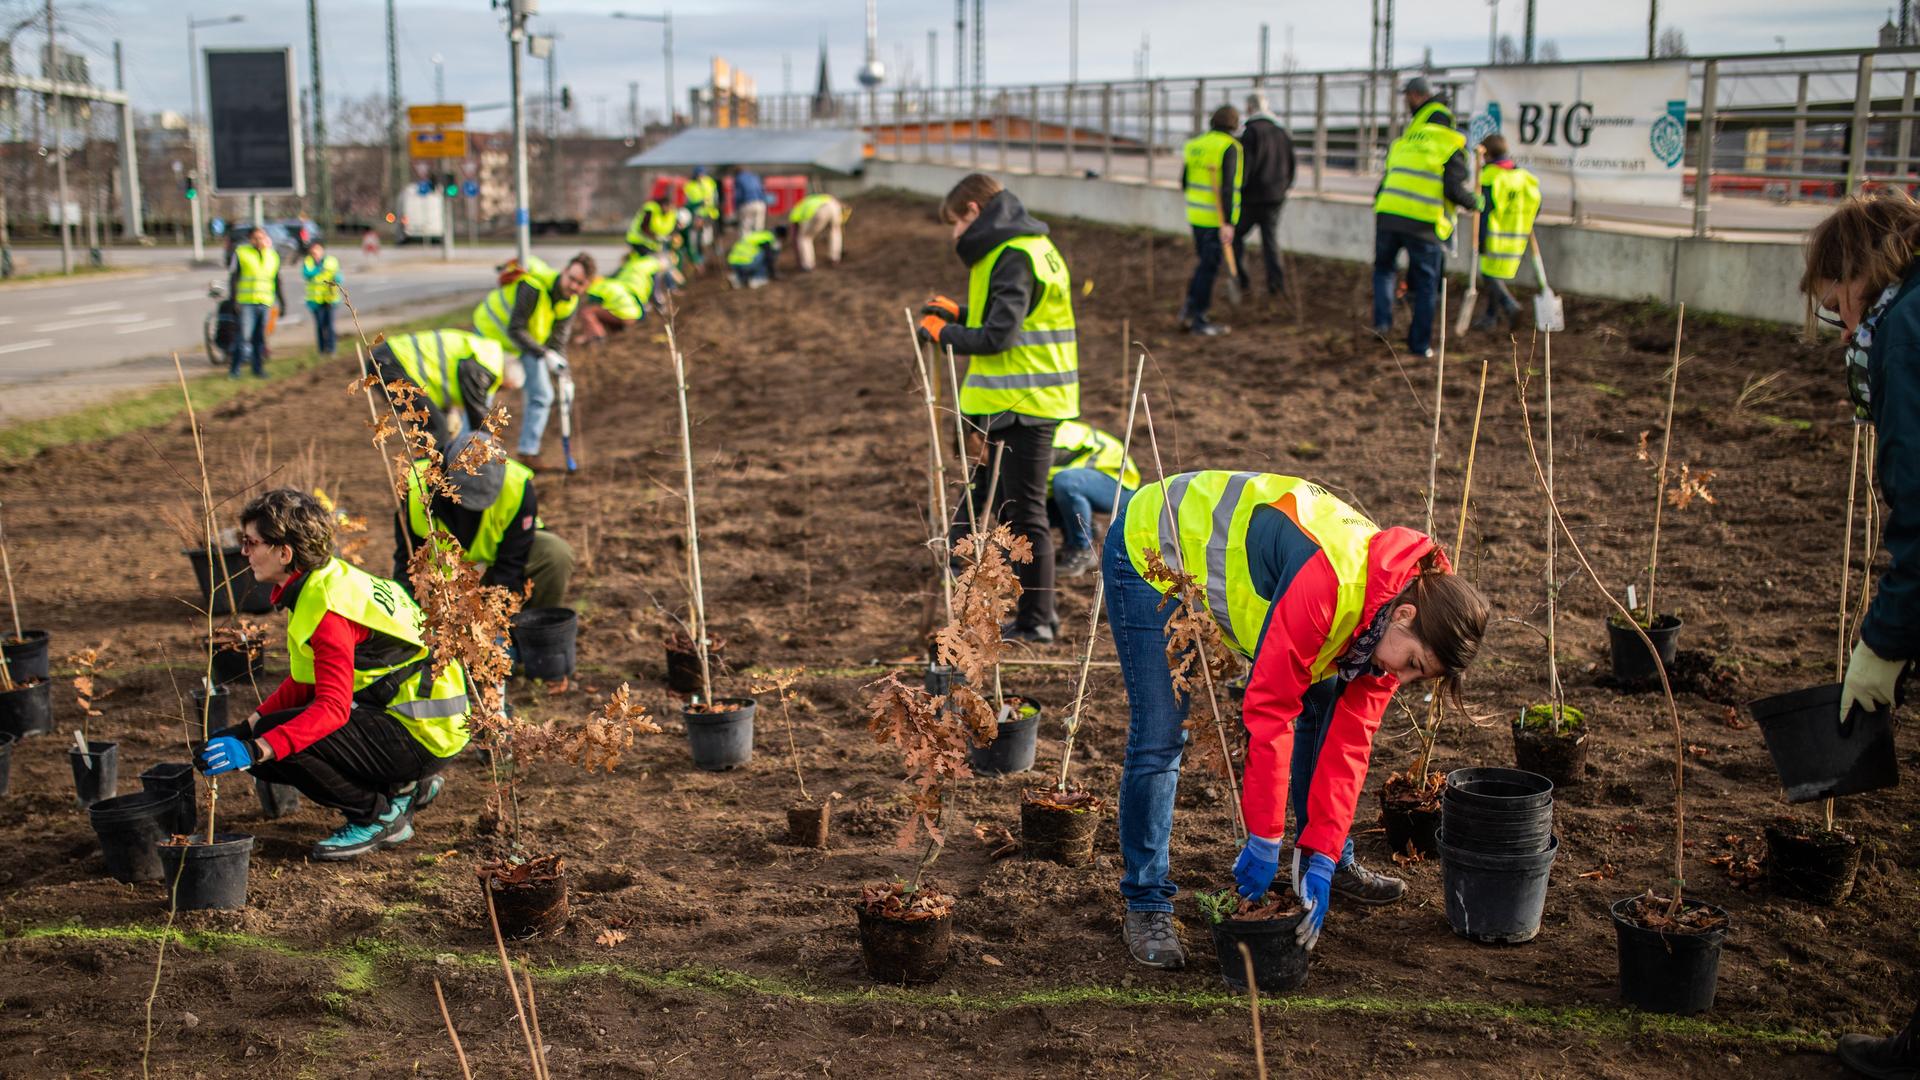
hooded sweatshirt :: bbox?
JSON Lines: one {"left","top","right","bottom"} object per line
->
{"left": 939, "top": 190, "right": 1057, "bottom": 429}
{"left": 1239, "top": 113, "right": 1297, "bottom": 206}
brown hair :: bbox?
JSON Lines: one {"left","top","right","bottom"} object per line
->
{"left": 239, "top": 489, "right": 335, "bottom": 575}
{"left": 940, "top": 173, "right": 1003, "bottom": 224}
{"left": 1480, "top": 133, "right": 1508, "bottom": 159}
{"left": 1210, "top": 105, "right": 1241, "bottom": 132}
{"left": 1394, "top": 569, "right": 1490, "bottom": 702}
{"left": 566, "top": 251, "right": 599, "bottom": 279}
{"left": 1801, "top": 189, "right": 1920, "bottom": 300}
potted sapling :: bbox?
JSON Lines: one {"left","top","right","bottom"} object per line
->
{"left": 65, "top": 644, "right": 118, "bottom": 809}
{"left": 1608, "top": 316, "right": 1698, "bottom": 684}
{"left": 945, "top": 524, "right": 1038, "bottom": 778}
{"left": 208, "top": 619, "right": 269, "bottom": 688}
{"left": 754, "top": 667, "right": 841, "bottom": 847}
{"left": 0, "top": 504, "right": 52, "bottom": 740}
{"left": 0, "top": 499, "right": 50, "bottom": 685}
{"left": 166, "top": 505, "right": 274, "bottom": 616}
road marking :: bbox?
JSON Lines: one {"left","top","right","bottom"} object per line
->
{"left": 0, "top": 317, "right": 12, "bottom": 326}
{"left": 31, "top": 313, "right": 150, "bottom": 332}
{"left": 64, "top": 301, "right": 123, "bottom": 315}
{"left": 0, "top": 339, "right": 52, "bottom": 354}
{"left": 116, "top": 319, "right": 175, "bottom": 335}
{"left": 164, "top": 290, "right": 212, "bottom": 302}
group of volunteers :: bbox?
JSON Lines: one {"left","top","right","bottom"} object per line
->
{"left": 625, "top": 164, "right": 848, "bottom": 292}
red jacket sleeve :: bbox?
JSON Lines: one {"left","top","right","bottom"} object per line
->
{"left": 256, "top": 676, "right": 313, "bottom": 717}
{"left": 1238, "top": 554, "right": 1337, "bottom": 840}
{"left": 1297, "top": 670, "right": 1399, "bottom": 858}
{"left": 259, "top": 612, "right": 368, "bottom": 759}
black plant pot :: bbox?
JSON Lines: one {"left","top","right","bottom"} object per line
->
{"left": 183, "top": 547, "right": 274, "bottom": 616}
{"left": 1751, "top": 683, "right": 1899, "bottom": 802}
{"left": 254, "top": 776, "right": 302, "bottom": 818}
{"left": 139, "top": 762, "right": 198, "bottom": 835}
{"left": 2, "top": 630, "right": 51, "bottom": 682}
{"left": 510, "top": 607, "right": 578, "bottom": 681}
{"left": 158, "top": 833, "right": 254, "bottom": 911}
{"left": 89, "top": 790, "right": 182, "bottom": 882}
{"left": 0, "top": 730, "right": 14, "bottom": 797}
{"left": 1437, "top": 833, "right": 1558, "bottom": 943}
{"left": 682, "top": 697, "right": 755, "bottom": 771}
{"left": 188, "top": 685, "right": 229, "bottom": 735}
{"left": 1763, "top": 823, "right": 1863, "bottom": 906}
{"left": 1607, "top": 614, "right": 1682, "bottom": 685}
{"left": 209, "top": 647, "right": 264, "bottom": 688}
{"left": 968, "top": 699, "right": 1040, "bottom": 777}
{"left": 69, "top": 739, "right": 119, "bottom": 809}
{"left": 664, "top": 636, "right": 727, "bottom": 696}
{"left": 0, "top": 680, "right": 52, "bottom": 739}
{"left": 1380, "top": 792, "right": 1441, "bottom": 857}
{"left": 483, "top": 862, "right": 571, "bottom": 938}
{"left": 923, "top": 663, "right": 967, "bottom": 697}
{"left": 1511, "top": 714, "right": 1589, "bottom": 789}
{"left": 1212, "top": 909, "right": 1312, "bottom": 992}
{"left": 1611, "top": 897, "right": 1729, "bottom": 1015}
{"left": 855, "top": 902, "right": 953, "bottom": 984}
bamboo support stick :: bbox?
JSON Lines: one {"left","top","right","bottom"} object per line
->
{"left": 1831, "top": 423, "right": 1865, "bottom": 833}
{"left": 906, "top": 311, "right": 954, "bottom": 624}
{"left": 1143, "top": 395, "right": 1246, "bottom": 843}
{"left": 1647, "top": 305, "right": 1684, "bottom": 622}
{"left": 173, "top": 353, "right": 221, "bottom": 842}
{"left": 521, "top": 960, "right": 550, "bottom": 1080}
{"left": 1424, "top": 280, "right": 1448, "bottom": 535}
{"left": 979, "top": 443, "right": 1008, "bottom": 713}
{"left": 1543, "top": 334, "right": 1563, "bottom": 719}
{"left": 1120, "top": 317, "right": 1130, "bottom": 388}
{"left": 946, "top": 345, "right": 982, "bottom": 538}
{"left": 1453, "top": 359, "right": 1490, "bottom": 558}
{"left": 665, "top": 325, "right": 714, "bottom": 703}
{"left": 482, "top": 885, "right": 544, "bottom": 1079}
{"left": 431, "top": 977, "right": 474, "bottom": 1080}
{"left": 0, "top": 498, "right": 21, "bottom": 642}
{"left": 1058, "top": 354, "right": 1148, "bottom": 792}
{"left": 1237, "top": 942, "right": 1269, "bottom": 1080}
{"left": 1853, "top": 428, "right": 1880, "bottom": 646}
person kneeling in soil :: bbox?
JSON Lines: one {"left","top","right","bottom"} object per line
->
{"left": 369, "top": 329, "right": 522, "bottom": 452}
{"left": 394, "top": 431, "right": 574, "bottom": 611}
{"left": 726, "top": 225, "right": 787, "bottom": 289}
{"left": 195, "top": 489, "right": 472, "bottom": 861}
{"left": 1805, "top": 191, "right": 1920, "bottom": 1080}
{"left": 1048, "top": 419, "right": 1139, "bottom": 578}
{"left": 1109, "top": 473, "right": 1487, "bottom": 968}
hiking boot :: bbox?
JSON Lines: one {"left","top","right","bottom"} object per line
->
{"left": 310, "top": 801, "right": 414, "bottom": 862}
{"left": 1331, "top": 859, "right": 1406, "bottom": 905}
{"left": 1189, "top": 318, "right": 1231, "bottom": 337}
{"left": 1057, "top": 546, "right": 1097, "bottom": 578}
{"left": 393, "top": 775, "right": 445, "bottom": 818}
{"left": 1838, "top": 1024, "right": 1920, "bottom": 1079}
{"left": 1123, "top": 910, "right": 1187, "bottom": 970}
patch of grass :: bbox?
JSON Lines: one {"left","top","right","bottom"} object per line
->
{"left": 1591, "top": 382, "right": 1626, "bottom": 397}
{"left": 0, "top": 263, "right": 137, "bottom": 287}
{"left": 0, "top": 303, "right": 472, "bottom": 465}
{"left": 1763, "top": 415, "right": 1814, "bottom": 432}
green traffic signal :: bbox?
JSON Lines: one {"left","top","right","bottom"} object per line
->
{"left": 184, "top": 174, "right": 198, "bottom": 200}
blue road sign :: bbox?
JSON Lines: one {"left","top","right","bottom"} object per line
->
{"left": 463, "top": 180, "right": 480, "bottom": 197}
{"left": 416, "top": 179, "right": 433, "bottom": 195}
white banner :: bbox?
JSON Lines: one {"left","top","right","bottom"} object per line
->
{"left": 1472, "top": 61, "right": 1689, "bottom": 209}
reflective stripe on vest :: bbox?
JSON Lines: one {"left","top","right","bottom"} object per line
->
{"left": 388, "top": 330, "right": 505, "bottom": 412}
{"left": 284, "top": 558, "right": 470, "bottom": 756}
{"left": 958, "top": 235, "right": 1079, "bottom": 420}
{"left": 406, "top": 457, "right": 532, "bottom": 565}
{"left": 614, "top": 254, "right": 658, "bottom": 306}
{"left": 1182, "top": 130, "right": 1244, "bottom": 228}
{"left": 790, "top": 193, "right": 835, "bottom": 224}
{"left": 626, "top": 202, "right": 676, "bottom": 248}
{"left": 471, "top": 266, "right": 577, "bottom": 352}
{"left": 1050, "top": 419, "right": 1141, "bottom": 489}
{"left": 1478, "top": 164, "right": 1541, "bottom": 281}
{"left": 587, "top": 278, "right": 642, "bottom": 321}
{"left": 303, "top": 254, "right": 341, "bottom": 304}
{"left": 1123, "top": 472, "right": 1377, "bottom": 672}
{"left": 234, "top": 246, "right": 280, "bottom": 306}
{"left": 1374, "top": 101, "right": 1467, "bottom": 241}
{"left": 727, "top": 230, "right": 779, "bottom": 266}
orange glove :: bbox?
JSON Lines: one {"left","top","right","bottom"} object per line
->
{"left": 917, "top": 312, "right": 949, "bottom": 344}
{"left": 922, "top": 294, "right": 961, "bottom": 320}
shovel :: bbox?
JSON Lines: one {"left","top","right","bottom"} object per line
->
{"left": 1529, "top": 234, "right": 1565, "bottom": 333}
{"left": 1220, "top": 229, "right": 1243, "bottom": 307}
{"left": 1454, "top": 152, "right": 1484, "bottom": 337}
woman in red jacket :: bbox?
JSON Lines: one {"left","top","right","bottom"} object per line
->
{"left": 1107, "top": 472, "right": 1488, "bottom": 969}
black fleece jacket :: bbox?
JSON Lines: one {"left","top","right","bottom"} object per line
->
{"left": 393, "top": 481, "right": 539, "bottom": 597}
{"left": 937, "top": 190, "right": 1056, "bottom": 427}
{"left": 1864, "top": 267, "right": 1920, "bottom": 659}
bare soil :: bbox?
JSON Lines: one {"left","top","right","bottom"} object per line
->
{"left": 0, "top": 193, "right": 1903, "bottom": 1077}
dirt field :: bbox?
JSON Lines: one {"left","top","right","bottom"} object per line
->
{"left": 0, "top": 192, "right": 1903, "bottom": 1078}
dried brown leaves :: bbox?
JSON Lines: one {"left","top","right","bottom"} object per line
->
{"left": 67, "top": 642, "right": 108, "bottom": 718}
{"left": 1667, "top": 464, "right": 1717, "bottom": 510}
{"left": 864, "top": 672, "right": 973, "bottom": 847}
{"left": 210, "top": 621, "right": 268, "bottom": 660}
{"left": 935, "top": 524, "right": 1030, "bottom": 687}
{"left": 1141, "top": 550, "right": 1244, "bottom": 783}
{"left": 856, "top": 881, "right": 955, "bottom": 921}
{"left": 514, "top": 682, "right": 660, "bottom": 773}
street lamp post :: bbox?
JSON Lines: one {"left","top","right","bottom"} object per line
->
{"left": 611, "top": 11, "right": 673, "bottom": 126}
{"left": 187, "top": 13, "right": 244, "bottom": 264}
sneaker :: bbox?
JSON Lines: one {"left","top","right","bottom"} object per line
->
{"left": 1838, "top": 1024, "right": 1920, "bottom": 1080}
{"left": 393, "top": 775, "right": 445, "bottom": 817}
{"left": 1189, "top": 318, "right": 1230, "bottom": 337}
{"left": 1123, "top": 910, "right": 1187, "bottom": 970}
{"left": 1331, "top": 859, "right": 1406, "bottom": 905}
{"left": 1057, "top": 546, "right": 1097, "bottom": 578}
{"left": 310, "top": 802, "right": 414, "bottom": 862}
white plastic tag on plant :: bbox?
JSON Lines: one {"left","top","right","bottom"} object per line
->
{"left": 1627, "top": 585, "right": 1638, "bottom": 611}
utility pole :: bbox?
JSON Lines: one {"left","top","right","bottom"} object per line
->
{"left": 1489, "top": 0, "right": 1499, "bottom": 63}
{"left": 1258, "top": 23, "right": 1269, "bottom": 87}
{"left": 114, "top": 41, "right": 143, "bottom": 239}
{"left": 927, "top": 30, "right": 937, "bottom": 91}
{"left": 47, "top": 0, "right": 72, "bottom": 273}
{"left": 628, "top": 79, "right": 639, "bottom": 137}
{"left": 611, "top": 12, "right": 673, "bottom": 126}
{"left": 954, "top": 0, "right": 965, "bottom": 94}
{"left": 308, "top": 0, "right": 331, "bottom": 236}
{"left": 509, "top": 0, "right": 531, "bottom": 263}
{"left": 1069, "top": 0, "right": 1078, "bottom": 85}
{"left": 1524, "top": 0, "right": 1536, "bottom": 63}
{"left": 386, "top": 0, "right": 403, "bottom": 204}
{"left": 972, "top": 0, "right": 983, "bottom": 89}
{"left": 545, "top": 39, "right": 558, "bottom": 223}
{"left": 1647, "top": 0, "right": 1657, "bottom": 57}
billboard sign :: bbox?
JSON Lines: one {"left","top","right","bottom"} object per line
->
{"left": 206, "top": 47, "right": 305, "bottom": 195}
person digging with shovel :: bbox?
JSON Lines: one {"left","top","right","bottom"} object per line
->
{"left": 195, "top": 489, "right": 471, "bottom": 861}
{"left": 472, "top": 253, "right": 593, "bottom": 472}
{"left": 1108, "top": 473, "right": 1488, "bottom": 969}
{"left": 1468, "top": 134, "right": 1541, "bottom": 334}
{"left": 1178, "top": 105, "right": 1244, "bottom": 337}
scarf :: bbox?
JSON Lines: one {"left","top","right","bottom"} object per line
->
{"left": 1847, "top": 281, "right": 1901, "bottom": 421}
{"left": 1335, "top": 600, "right": 1397, "bottom": 683}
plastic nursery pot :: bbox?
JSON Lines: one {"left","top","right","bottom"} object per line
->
{"left": 1437, "top": 833, "right": 1559, "bottom": 944}
{"left": 1610, "top": 896, "right": 1730, "bottom": 1015}
{"left": 1379, "top": 780, "right": 1442, "bottom": 857}
{"left": 1750, "top": 683, "right": 1899, "bottom": 803}
{"left": 967, "top": 698, "right": 1040, "bottom": 778}
{"left": 69, "top": 740, "right": 120, "bottom": 810}
{"left": 1211, "top": 909, "right": 1312, "bottom": 992}
{"left": 0, "top": 679, "right": 53, "bottom": 739}
{"left": 139, "top": 762, "right": 198, "bottom": 836}
{"left": 1441, "top": 798, "right": 1555, "bottom": 857}
{"left": 1763, "top": 823, "right": 1863, "bottom": 906}
{"left": 183, "top": 547, "right": 275, "bottom": 616}
{"left": 2, "top": 630, "right": 51, "bottom": 682}
{"left": 209, "top": 646, "right": 263, "bottom": 688}
{"left": 682, "top": 697, "right": 756, "bottom": 771}
{"left": 481, "top": 857, "right": 570, "bottom": 939}
{"left": 158, "top": 833, "right": 255, "bottom": 911}
{"left": 1511, "top": 705, "right": 1589, "bottom": 789}
{"left": 254, "top": 776, "right": 302, "bottom": 819}
{"left": 664, "top": 634, "right": 727, "bottom": 696}
{"left": 1444, "top": 767, "right": 1554, "bottom": 811}
{"left": 1606, "top": 613, "right": 1682, "bottom": 686}
{"left": 1020, "top": 789, "right": 1102, "bottom": 866}
{"left": 188, "top": 686, "right": 229, "bottom": 734}
{"left": 855, "top": 899, "right": 954, "bottom": 984}
{"left": 922, "top": 663, "right": 967, "bottom": 697}
{"left": 0, "top": 730, "right": 14, "bottom": 797}
{"left": 89, "top": 790, "right": 183, "bottom": 883}
{"left": 786, "top": 801, "right": 832, "bottom": 848}
{"left": 510, "top": 607, "right": 578, "bottom": 681}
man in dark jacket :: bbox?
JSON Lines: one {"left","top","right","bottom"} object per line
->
{"left": 1233, "top": 93, "right": 1297, "bottom": 298}
{"left": 1372, "top": 77, "right": 1481, "bottom": 358}
{"left": 394, "top": 432, "right": 573, "bottom": 611}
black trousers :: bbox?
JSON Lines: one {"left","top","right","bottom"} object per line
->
{"left": 251, "top": 705, "right": 443, "bottom": 824}
{"left": 949, "top": 419, "right": 1058, "bottom": 630}
{"left": 1231, "top": 201, "right": 1286, "bottom": 295}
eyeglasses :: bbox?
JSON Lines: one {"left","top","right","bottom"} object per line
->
{"left": 1815, "top": 296, "right": 1847, "bottom": 330}
{"left": 237, "top": 533, "right": 276, "bottom": 553}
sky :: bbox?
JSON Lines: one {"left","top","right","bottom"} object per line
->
{"left": 4, "top": 0, "right": 1902, "bottom": 133}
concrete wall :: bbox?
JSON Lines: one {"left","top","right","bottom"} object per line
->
{"left": 851, "top": 160, "right": 1806, "bottom": 324}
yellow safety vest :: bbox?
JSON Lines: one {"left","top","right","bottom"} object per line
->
{"left": 1182, "top": 130, "right": 1243, "bottom": 228}
{"left": 586, "top": 277, "right": 642, "bottom": 322}
{"left": 613, "top": 253, "right": 659, "bottom": 308}
{"left": 1375, "top": 100, "right": 1469, "bottom": 241}
{"left": 472, "top": 261, "right": 580, "bottom": 352}
{"left": 284, "top": 557, "right": 470, "bottom": 757}
{"left": 1479, "top": 164, "right": 1541, "bottom": 281}
{"left": 405, "top": 457, "right": 534, "bottom": 566}
{"left": 386, "top": 329, "right": 506, "bottom": 413}
{"left": 1050, "top": 420, "right": 1141, "bottom": 490}
{"left": 625, "top": 201, "right": 677, "bottom": 250}
{"left": 302, "top": 254, "right": 341, "bottom": 305}
{"left": 234, "top": 245, "right": 280, "bottom": 306}
{"left": 790, "top": 193, "right": 835, "bottom": 225}
{"left": 685, "top": 176, "right": 720, "bottom": 219}
{"left": 959, "top": 235, "right": 1079, "bottom": 421}
{"left": 727, "top": 230, "right": 779, "bottom": 266}
{"left": 1124, "top": 472, "right": 1378, "bottom": 670}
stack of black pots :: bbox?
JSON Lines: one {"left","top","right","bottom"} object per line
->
{"left": 1436, "top": 767, "right": 1558, "bottom": 944}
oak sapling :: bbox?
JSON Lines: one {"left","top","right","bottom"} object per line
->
{"left": 753, "top": 667, "right": 840, "bottom": 848}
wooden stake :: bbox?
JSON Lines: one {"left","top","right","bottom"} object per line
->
{"left": 1647, "top": 305, "right": 1684, "bottom": 622}
{"left": 1831, "top": 423, "right": 1865, "bottom": 833}
{"left": 521, "top": 959, "right": 550, "bottom": 1080}
{"left": 905, "top": 310, "right": 954, "bottom": 624}
{"left": 482, "top": 883, "right": 544, "bottom": 1080}
{"left": 1542, "top": 333, "right": 1562, "bottom": 720}
{"left": 1120, "top": 318, "right": 1130, "bottom": 388}
{"left": 1452, "top": 359, "right": 1490, "bottom": 558}
{"left": 1424, "top": 280, "right": 1448, "bottom": 535}
{"left": 172, "top": 352, "right": 221, "bottom": 842}
{"left": 946, "top": 345, "right": 982, "bottom": 538}
{"left": 1237, "top": 942, "right": 1269, "bottom": 1080}
{"left": 0, "top": 498, "right": 21, "bottom": 642}
{"left": 431, "top": 977, "right": 474, "bottom": 1080}
{"left": 665, "top": 325, "right": 714, "bottom": 703}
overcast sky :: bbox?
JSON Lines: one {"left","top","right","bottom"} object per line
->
{"left": 8, "top": 0, "right": 1901, "bottom": 132}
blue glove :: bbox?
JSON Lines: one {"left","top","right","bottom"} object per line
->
{"left": 196, "top": 735, "right": 255, "bottom": 776}
{"left": 1233, "top": 834, "right": 1283, "bottom": 900}
{"left": 1292, "top": 849, "right": 1337, "bottom": 950}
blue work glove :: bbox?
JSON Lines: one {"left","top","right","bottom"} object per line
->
{"left": 1292, "top": 849, "right": 1337, "bottom": 950}
{"left": 196, "top": 735, "right": 255, "bottom": 776}
{"left": 1233, "top": 834, "right": 1283, "bottom": 901}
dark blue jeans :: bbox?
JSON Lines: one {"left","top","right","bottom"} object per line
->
{"left": 1108, "top": 530, "right": 1355, "bottom": 913}
{"left": 309, "top": 302, "right": 337, "bottom": 355}
{"left": 1371, "top": 229, "right": 1444, "bottom": 355}
{"left": 1048, "top": 468, "right": 1131, "bottom": 551}
{"left": 232, "top": 303, "right": 271, "bottom": 376}
{"left": 1182, "top": 225, "right": 1224, "bottom": 321}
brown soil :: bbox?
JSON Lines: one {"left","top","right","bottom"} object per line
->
{"left": 0, "top": 193, "right": 1902, "bottom": 1076}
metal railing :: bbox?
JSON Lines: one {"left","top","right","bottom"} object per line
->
{"left": 721, "top": 46, "right": 1920, "bottom": 238}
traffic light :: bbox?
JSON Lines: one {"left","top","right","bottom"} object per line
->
{"left": 184, "top": 173, "right": 198, "bottom": 201}
{"left": 443, "top": 173, "right": 459, "bottom": 198}
{"left": 560, "top": 86, "right": 572, "bottom": 111}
